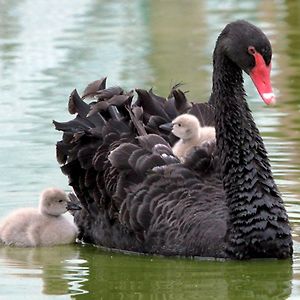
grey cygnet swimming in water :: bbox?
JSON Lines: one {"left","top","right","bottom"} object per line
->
{"left": 0, "top": 188, "right": 78, "bottom": 247}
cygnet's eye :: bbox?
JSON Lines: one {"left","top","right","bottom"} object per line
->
{"left": 58, "top": 199, "right": 64, "bottom": 203}
{"left": 178, "top": 123, "right": 182, "bottom": 127}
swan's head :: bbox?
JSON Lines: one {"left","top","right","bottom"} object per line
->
{"left": 171, "top": 114, "right": 200, "bottom": 140}
{"left": 39, "top": 188, "right": 69, "bottom": 216}
{"left": 216, "top": 20, "right": 275, "bottom": 105}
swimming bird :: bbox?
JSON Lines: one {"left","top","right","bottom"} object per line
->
{"left": 169, "top": 113, "right": 216, "bottom": 162}
{"left": 54, "top": 20, "right": 292, "bottom": 259}
{"left": 0, "top": 188, "right": 79, "bottom": 247}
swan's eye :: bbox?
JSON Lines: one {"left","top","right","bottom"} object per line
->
{"left": 178, "top": 123, "right": 182, "bottom": 127}
{"left": 58, "top": 199, "right": 63, "bottom": 203}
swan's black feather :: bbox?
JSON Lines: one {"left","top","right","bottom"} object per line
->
{"left": 137, "top": 134, "right": 169, "bottom": 151}
{"left": 148, "top": 88, "right": 167, "bottom": 105}
{"left": 87, "top": 101, "right": 109, "bottom": 116}
{"left": 172, "top": 89, "right": 192, "bottom": 114}
{"left": 68, "top": 90, "right": 108, "bottom": 127}
{"left": 189, "top": 102, "right": 215, "bottom": 127}
{"left": 145, "top": 115, "right": 169, "bottom": 133}
{"left": 127, "top": 106, "right": 147, "bottom": 136}
{"left": 53, "top": 117, "right": 91, "bottom": 133}
{"left": 135, "top": 89, "right": 170, "bottom": 120}
{"left": 95, "top": 86, "right": 124, "bottom": 100}
{"left": 68, "top": 89, "right": 90, "bottom": 116}
{"left": 56, "top": 141, "right": 71, "bottom": 165}
{"left": 88, "top": 94, "right": 134, "bottom": 118}
{"left": 82, "top": 77, "right": 107, "bottom": 99}
{"left": 109, "top": 143, "right": 141, "bottom": 169}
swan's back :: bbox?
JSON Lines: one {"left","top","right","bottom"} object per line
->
{"left": 54, "top": 79, "right": 227, "bottom": 256}
{"left": 120, "top": 162, "right": 227, "bottom": 256}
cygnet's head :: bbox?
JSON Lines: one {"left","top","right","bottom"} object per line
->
{"left": 39, "top": 188, "right": 69, "bottom": 216}
{"left": 172, "top": 114, "right": 201, "bottom": 140}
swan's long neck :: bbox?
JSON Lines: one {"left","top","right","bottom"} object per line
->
{"left": 212, "top": 51, "right": 292, "bottom": 259}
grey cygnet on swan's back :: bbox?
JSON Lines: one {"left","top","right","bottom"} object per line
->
{"left": 0, "top": 188, "right": 78, "bottom": 247}
{"left": 171, "top": 113, "right": 216, "bottom": 162}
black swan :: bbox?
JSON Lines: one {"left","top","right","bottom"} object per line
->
{"left": 54, "top": 20, "right": 293, "bottom": 259}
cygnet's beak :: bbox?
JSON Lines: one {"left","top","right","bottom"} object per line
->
{"left": 159, "top": 122, "right": 173, "bottom": 132}
{"left": 66, "top": 192, "right": 82, "bottom": 211}
{"left": 66, "top": 201, "right": 82, "bottom": 211}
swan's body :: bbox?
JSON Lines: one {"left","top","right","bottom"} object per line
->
{"left": 0, "top": 188, "right": 78, "bottom": 247}
{"left": 171, "top": 114, "right": 216, "bottom": 162}
{"left": 54, "top": 20, "right": 292, "bottom": 259}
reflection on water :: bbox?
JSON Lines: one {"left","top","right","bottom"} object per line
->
{"left": 70, "top": 246, "right": 293, "bottom": 300}
{"left": 0, "top": 245, "right": 86, "bottom": 297}
{"left": 0, "top": 0, "right": 300, "bottom": 299}
{"left": 0, "top": 244, "right": 294, "bottom": 300}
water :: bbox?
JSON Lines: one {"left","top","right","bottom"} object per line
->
{"left": 0, "top": 0, "right": 300, "bottom": 299}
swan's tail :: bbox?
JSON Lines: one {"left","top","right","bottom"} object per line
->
{"left": 54, "top": 78, "right": 135, "bottom": 219}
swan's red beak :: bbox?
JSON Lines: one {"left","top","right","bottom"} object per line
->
{"left": 249, "top": 52, "right": 275, "bottom": 105}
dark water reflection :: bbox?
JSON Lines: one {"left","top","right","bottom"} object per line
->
{"left": 71, "top": 246, "right": 293, "bottom": 300}
{"left": 0, "top": 0, "right": 300, "bottom": 299}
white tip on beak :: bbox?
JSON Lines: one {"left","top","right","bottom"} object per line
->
{"left": 262, "top": 92, "right": 276, "bottom": 105}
